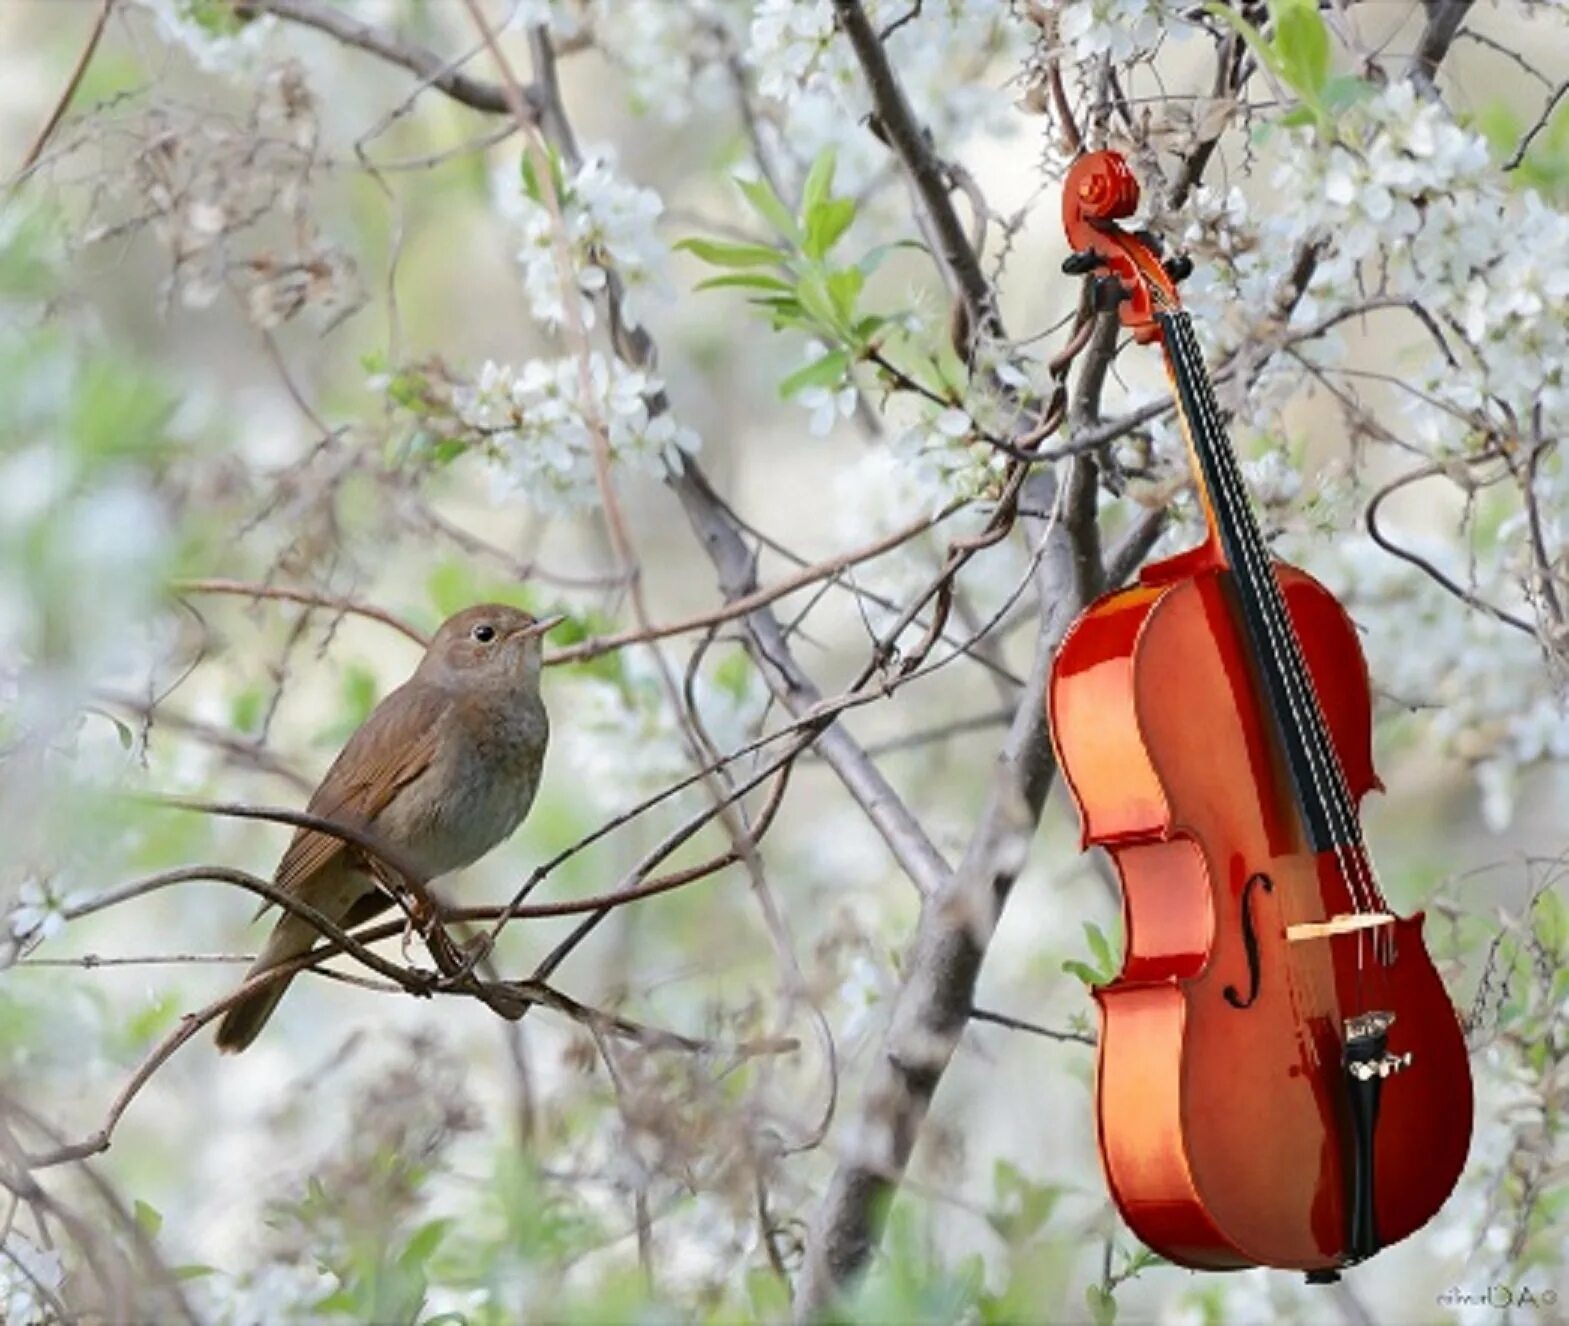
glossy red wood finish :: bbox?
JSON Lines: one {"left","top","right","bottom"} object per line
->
{"left": 1050, "top": 557, "right": 1473, "bottom": 1270}
{"left": 1062, "top": 151, "right": 1181, "bottom": 346}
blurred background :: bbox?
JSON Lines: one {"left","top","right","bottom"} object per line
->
{"left": 0, "top": 1, "right": 1566, "bottom": 1322}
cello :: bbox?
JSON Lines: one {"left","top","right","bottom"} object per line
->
{"left": 1048, "top": 151, "right": 1472, "bottom": 1277}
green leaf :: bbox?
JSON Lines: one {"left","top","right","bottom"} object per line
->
{"left": 674, "top": 237, "right": 784, "bottom": 269}
{"left": 989, "top": 1160, "right": 1064, "bottom": 1242}
{"left": 794, "top": 271, "right": 843, "bottom": 331}
{"left": 1087, "top": 1284, "right": 1118, "bottom": 1326}
{"left": 99, "top": 710, "right": 134, "bottom": 750}
{"left": 1083, "top": 921, "right": 1114, "bottom": 976}
{"left": 134, "top": 1199, "right": 163, "bottom": 1239}
{"left": 518, "top": 144, "right": 565, "bottom": 204}
{"left": 1271, "top": 0, "right": 1331, "bottom": 98}
{"left": 186, "top": 0, "right": 249, "bottom": 36}
{"left": 173, "top": 1265, "right": 217, "bottom": 1282}
{"left": 1062, "top": 959, "right": 1102, "bottom": 988}
{"left": 804, "top": 197, "right": 857, "bottom": 260}
{"left": 125, "top": 992, "right": 180, "bottom": 1046}
{"left": 68, "top": 357, "right": 175, "bottom": 464}
{"left": 801, "top": 148, "right": 837, "bottom": 216}
{"left": 737, "top": 175, "right": 800, "bottom": 242}
{"left": 853, "top": 313, "right": 888, "bottom": 342}
{"left": 1320, "top": 73, "right": 1370, "bottom": 113}
{"left": 1534, "top": 889, "right": 1568, "bottom": 959}
{"left": 779, "top": 349, "right": 850, "bottom": 400}
{"left": 753, "top": 296, "right": 812, "bottom": 331}
{"left": 713, "top": 650, "right": 754, "bottom": 699}
{"left": 826, "top": 266, "right": 865, "bottom": 324}
{"left": 693, "top": 272, "right": 795, "bottom": 295}
{"left": 399, "top": 1217, "right": 450, "bottom": 1271}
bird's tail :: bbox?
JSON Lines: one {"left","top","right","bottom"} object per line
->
{"left": 214, "top": 912, "right": 320, "bottom": 1054}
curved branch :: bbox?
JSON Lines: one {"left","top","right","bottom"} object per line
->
{"left": 236, "top": 0, "right": 540, "bottom": 118}
{"left": 1364, "top": 458, "right": 1536, "bottom": 638}
{"left": 10, "top": 0, "right": 113, "bottom": 185}
{"left": 830, "top": 0, "right": 1001, "bottom": 340}
{"left": 171, "top": 578, "right": 430, "bottom": 645}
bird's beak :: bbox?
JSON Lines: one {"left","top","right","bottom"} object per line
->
{"left": 515, "top": 613, "right": 567, "bottom": 640}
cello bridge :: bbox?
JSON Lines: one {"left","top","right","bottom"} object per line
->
{"left": 1286, "top": 912, "right": 1394, "bottom": 944}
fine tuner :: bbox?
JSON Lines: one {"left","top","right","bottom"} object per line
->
{"left": 1349, "top": 1051, "right": 1415, "bottom": 1083}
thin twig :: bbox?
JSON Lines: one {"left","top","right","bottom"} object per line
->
{"left": 970, "top": 1005, "right": 1095, "bottom": 1046}
{"left": 1504, "top": 80, "right": 1569, "bottom": 171}
{"left": 11, "top": 0, "right": 114, "bottom": 186}
{"left": 1364, "top": 458, "right": 1536, "bottom": 638}
{"left": 172, "top": 577, "right": 430, "bottom": 645}
{"left": 235, "top": 0, "right": 540, "bottom": 117}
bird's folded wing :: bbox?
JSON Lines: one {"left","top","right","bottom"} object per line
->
{"left": 258, "top": 681, "right": 446, "bottom": 918}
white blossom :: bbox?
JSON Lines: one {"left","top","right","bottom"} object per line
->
{"left": 746, "top": 0, "right": 1025, "bottom": 198}
{"left": 9, "top": 875, "right": 70, "bottom": 944}
{"left": 796, "top": 342, "right": 858, "bottom": 436}
{"left": 559, "top": 652, "right": 767, "bottom": 816}
{"left": 1058, "top": 0, "right": 1176, "bottom": 62}
{"left": 1242, "top": 449, "right": 1302, "bottom": 508}
{"left": 130, "top": 0, "right": 280, "bottom": 74}
{"left": 131, "top": 0, "right": 279, "bottom": 74}
{"left": 496, "top": 150, "right": 671, "bottom": 332}
{"left": 451, "top": 355, "right": 700, "bottom": 513}
{"left": 0, "top": 1233, "right": 63, "bottom": 1326}
{"left": 1308, "top": 535, "right": 1566, "bottom": 830}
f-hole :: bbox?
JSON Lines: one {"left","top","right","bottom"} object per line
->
{"left": 1224, "top": 873, "right": 1274, "bottom": 1009}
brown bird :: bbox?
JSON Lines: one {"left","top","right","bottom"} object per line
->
{"left": 216, "top": 603, "right": 564, "bottom": 1053}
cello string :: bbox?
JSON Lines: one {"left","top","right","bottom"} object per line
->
{"left": 1164, "top": 313, "right": 1382, "bottom": 931}
{"left": 1162, "top": 319, "right": 1347, "bottom": 1045}
{"left": 1174, "top": 315, "right": 1389, "bottom": 921}
{"left": 1168, "top": 313, "right": 1372, "bottom": 905}
{"left": 1171, "top": 312, "right": 1391, "bottom": 972}
{"left": 1165, "top": 313, "right": 1383, "bottom": 979}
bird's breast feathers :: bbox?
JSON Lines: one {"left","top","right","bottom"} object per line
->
{"left": 378, "top": 697, "right": 547, "bottom": 877}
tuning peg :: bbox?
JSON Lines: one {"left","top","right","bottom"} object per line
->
{"left": 1132, "top": 228, "right": 1165, "bottom": 256}
{"left": 1091, "top": 275, "right": 1129, "bottom": 313}
{"left": 1163, "top": 254, "right": 1194, "bottom": 283}
{"left": 1061, "top": 249, "right": 1102, "bottom": 276}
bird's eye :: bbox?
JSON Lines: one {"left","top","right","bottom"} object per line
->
{"left": 471, "top": 624, "right": 496, "bottom": 643}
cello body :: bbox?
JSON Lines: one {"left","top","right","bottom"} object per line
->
{"left": 1050, "top": 554, "right": 1472, "bottom": 1270}
{"left": 1047, "top": 149, "right": 1473, "bottom": 1274}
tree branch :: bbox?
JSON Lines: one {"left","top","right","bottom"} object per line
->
{"left": 11, "top": 0, "right": 113, "bottom": 185}
{"left": 235, "top": 0, "right": 542, "bottom": 119}
{"left": 1411, "top": 0, "right": 1474, "bottom": 90}
{"left": 171, "top": 577, "right": 430, "bottom": 645}
{"left": 794, "top": 452, "right": 1100, "bottom": 1315}
{"left": 672, "top": 465, "right": 954, "bottom": 897}
{"left": 830, "top": 0, "right": 1001, "bottom": 340}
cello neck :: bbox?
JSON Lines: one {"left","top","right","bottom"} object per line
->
{"left": 1158, "top": 310, "right": 1360, "bottom": 855}
{"left": 1158, "top": 310, "right": 1268, "bottom": 578}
